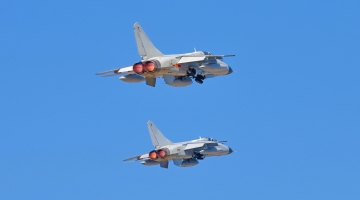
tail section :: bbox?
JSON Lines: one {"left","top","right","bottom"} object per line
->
{"left": 147, "top": 120, "right": 172, "bottom": 149}
{"left": 134, "top": 22, "right": 163, "bottom": 60}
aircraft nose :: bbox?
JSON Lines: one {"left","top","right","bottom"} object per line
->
{"left": 228, "top": 147, "right": 233, "bottom": 154}
{"left": 227, "top": 66, "right": 233, "bottom": 75}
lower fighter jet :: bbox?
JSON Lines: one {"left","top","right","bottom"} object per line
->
{"left": 124, "top": 120, "right": 233, "bottom": 168}
{"left": 96, "top": 22, "right": 234, "bottom": 87}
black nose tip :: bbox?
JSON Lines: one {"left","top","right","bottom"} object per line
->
{"left": 227, "top": 67, "right": 233, "bottom": 75}
{"left": 229, "top": 148, "right": 233, "bottom": 154}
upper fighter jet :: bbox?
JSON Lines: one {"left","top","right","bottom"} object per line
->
{"left": 124, "top": 120, "right": 233, "bottom": 168}
{"left": 96, "top": 22, "right": 234, "bottom": 87}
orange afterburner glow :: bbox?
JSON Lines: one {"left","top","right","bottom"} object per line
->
{"left": 144, "top": 61, "right": 156, "bottom": 72}
{"left": 132, "top": 63, "right": 144, "bottom": 74}
{"left": 157, "top": 149, "right": 166, "bottom": 158}
{"left": 148, "top": 151, "right": 158, "bottom": 160}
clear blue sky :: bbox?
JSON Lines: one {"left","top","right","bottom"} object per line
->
{"left": 1, "top": 0, "right": 359, "bottom": 199}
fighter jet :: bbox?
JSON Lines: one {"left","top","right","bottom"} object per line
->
{"left": 124, "top": 120, "right": 233, "bottom": 168}
{"left": 96, "top": 22, "right": 234, "bottom": 87}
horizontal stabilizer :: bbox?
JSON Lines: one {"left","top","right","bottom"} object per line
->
{"left": 96, "top": 66, "right": 134, "bottom": 76}
{"left": 118, "top": 66, "right": 134, "bottom": 73}
{"left": 123, "top": 154, "right": 148, "bottom": 162}
{"left": 99, "top": 73, "right": 123, "bottom": 77}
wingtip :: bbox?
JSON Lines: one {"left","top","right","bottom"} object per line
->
{"left": 134, "top": 22, "right": 140, "bottom": 28}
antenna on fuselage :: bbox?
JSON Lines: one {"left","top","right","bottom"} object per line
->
{"left": 194, "top": 48, "right": 197, "bottom": 52}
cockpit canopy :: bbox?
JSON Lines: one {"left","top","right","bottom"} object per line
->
{"left": 198, "top": 137, "right": 217, "bottom": 141}
{"left": 202, "top": 51, "right": 212, "bottom": 55}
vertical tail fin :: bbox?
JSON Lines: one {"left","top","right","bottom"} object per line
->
{"left": 134, "top": 22, "right": 163, "bottom": 60}
{"left": 147, "top": 120, "right": 172, "bottom": 149}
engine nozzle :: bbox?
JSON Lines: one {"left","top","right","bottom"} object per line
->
{"left": 148, "top": 148, "right": 170, "bottom": 160}
{"left": 144, "top": 61, "right": 158, "bottom": 73}
{"left": 157, "top": 149, "right": 166, "bottom": 158}
{"left": 133, "top": 62, "right": 144, "bottom": 74}
{"left": 148, "top": 151, "right": 158, "bottom": 160}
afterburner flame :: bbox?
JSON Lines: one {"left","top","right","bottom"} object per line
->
{"left": 148, "top": 151, "right": 158, "bottom": 160}
{"left": 133, "top": 63, "right": 144, "bottom": 74}
{"left": 144, "top": 61, "right": 156, "bottom": 72}
{"left": 157, "top": 149, "right": 166, "bottom": 158}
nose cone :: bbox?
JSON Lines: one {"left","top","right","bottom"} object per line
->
{"left": 228, "top": 148, "right": 233, "bottom": 154}
{"left": 227, "top": 66, "right": 233, "bottom": 75}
